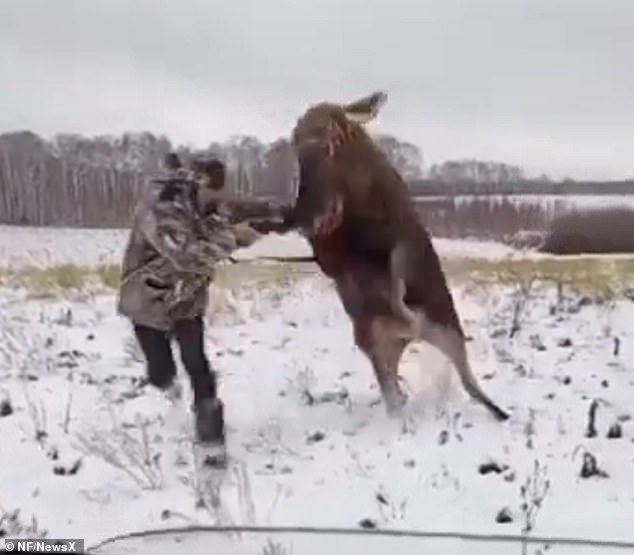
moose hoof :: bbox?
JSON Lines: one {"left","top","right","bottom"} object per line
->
{"left": 492, "top": 406, "right": 511, "bottom": 422}
{"left": 384, "top": 390, "right": 408, "bottom": 418}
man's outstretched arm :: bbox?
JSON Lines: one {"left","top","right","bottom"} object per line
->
{"left": 219, "top": 198, "right": 296, "bottom": 231}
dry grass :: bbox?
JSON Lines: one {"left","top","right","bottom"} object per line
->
{"left": 96, "top": 263, "right": 121, "bottom": 288}
{"left": 0, "top": 260, "right": 312, "bottom": 293}
{"left": 0, "top": 505, "right": 48, "bottom": 539}
{"left": 0, "top": 263, "right": 114, "bottom": 294}
{"left": 204, "top": 262, "right": 318, "bottom": 323}
{"left": 74, "top": 415, "right": 163, "bottom": 491}
{"left": 1, "top": 255, "right": 633, "bottom": 299}
{"left": 213, "top": 261, "right": 315, "bottom": 292}
{"left": 13, "top": 263, "right": 92, "bottom": 291}
{"left": 219, "top": 256, "right": 634, "bottom": 300}
{"left": 443, "top": 256, "right": 634, "bottom": 298}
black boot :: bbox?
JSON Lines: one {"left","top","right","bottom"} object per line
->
{"left": 194, "top": 397, "right": 225, "bottom": 443}
{"left": 194, "top": 398, "right": 227, "bottom": 468}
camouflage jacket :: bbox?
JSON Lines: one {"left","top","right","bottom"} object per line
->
{"left": 117, "top": 172, "right": 287, "bottom": 331}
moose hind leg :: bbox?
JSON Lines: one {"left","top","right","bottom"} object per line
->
{"left": 358, "top": 318, "right": 409, "bottom": 416}
{"left": 421, "top": 319, "right": 509, "bottom": 421}
{"left": 389, "top": 243, "right": 418, "bottom": 329}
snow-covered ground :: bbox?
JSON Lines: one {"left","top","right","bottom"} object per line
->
{"left": 1, "top": 224, "right": 629, "bottom": 277}
{"left": 1, "top": 228, "right": 634, "bottom": 554}
{"left": 417, "top": 194, "right": 634, "bottom": 212}
{"left": 0, "top": 225, "right": 526, "bottom": 269}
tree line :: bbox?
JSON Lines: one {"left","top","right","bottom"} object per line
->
{"left": 0, "top": 130, "right": 632, "bottom": 227}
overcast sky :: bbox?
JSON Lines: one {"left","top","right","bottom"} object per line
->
{"left": 1, "top": 0, "right": 632, "bottom": 179}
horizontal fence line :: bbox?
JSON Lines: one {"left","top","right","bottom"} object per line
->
{"left": 87, "top": 524, "right": 634, "bottom": 553}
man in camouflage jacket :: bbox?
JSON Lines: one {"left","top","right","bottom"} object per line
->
{"left": 117, "top": 152, "right": 292, "bottom": 455}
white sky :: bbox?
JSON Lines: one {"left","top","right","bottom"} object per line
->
{"left": 1, "top": 0, "right": 633, "bottom": 179}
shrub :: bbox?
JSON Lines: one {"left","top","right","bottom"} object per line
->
{"left": 540, "top": 207, "right": 634, "bottom": 255}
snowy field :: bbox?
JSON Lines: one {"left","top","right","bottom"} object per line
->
{"left": 1, "top": 226, "right": 634, "bottom": 554}
{"left": 417, "top": 194, "right": 634, "bottom": 212}
{"left": 0, "top": 224, "right": 528, "bottom": 269}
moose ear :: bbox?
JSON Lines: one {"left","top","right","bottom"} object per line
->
{"left": 342, "top": 91, "right": 388, "bottom": 124}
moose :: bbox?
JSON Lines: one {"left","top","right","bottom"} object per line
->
{"left": 286, "top": 91, "right": 510, "bottom": 421}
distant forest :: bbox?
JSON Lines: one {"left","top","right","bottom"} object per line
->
{"left": 0, "top": 130, "right": 632, "bottom": 228}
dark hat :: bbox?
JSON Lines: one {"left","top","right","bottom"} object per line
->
{"left": 164, "top": 152, "right": 183, "bottom": 170}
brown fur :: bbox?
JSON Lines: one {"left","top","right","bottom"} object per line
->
{"left": 290, "top": 92, "right": 509, "bottom": 421}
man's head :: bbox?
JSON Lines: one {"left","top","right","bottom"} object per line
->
{"left": 164, "top": 152, "right": 183, "bottom": 171}
{"left": 190, "top": 157, "right": 226, "bottom": 208}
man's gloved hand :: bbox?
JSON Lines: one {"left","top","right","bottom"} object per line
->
{"left": 213, "top": 229, "right": 239, "bottom": 252}
{"left": 232, "top": 222, "right": 260, "bottom": 248}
